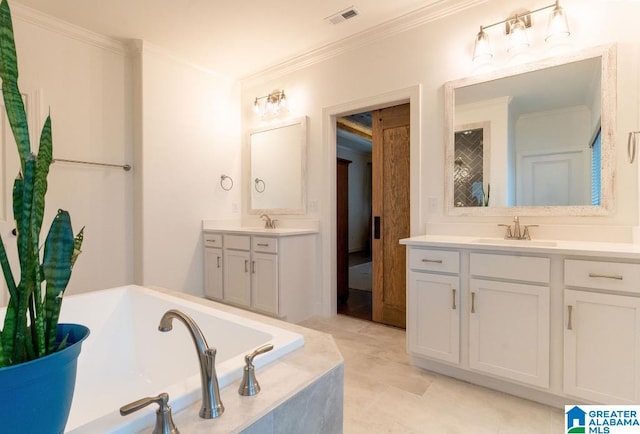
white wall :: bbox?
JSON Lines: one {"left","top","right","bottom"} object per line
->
{"left": 134, "top": 41, "right": 241, "bottom": 296}
{"left": 516, "top": 106, "right": 591, "bottom": 154}
{"left": 8, "top": 8, "right": 134, "bottom": 296}
{"left": 240, "top": 0, "right": 640, "bottom": 315}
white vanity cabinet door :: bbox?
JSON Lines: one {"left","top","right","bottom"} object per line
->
{"left": 469, "top": 279, "right": 550, "bottom": 388}
{"left": 204, "top": 247, "right": 223, "bottom": 301}
{"left": 564, "top": 289, "right": 640, "bottom": 404}
{"left": 223, "top": 249, "right": 251, "bottom": 307}
{"left": 408, "top": 271, "right": 460, "bottom": 364}
{"left": 251, "top": 252, "right": 279, "bottom": 315}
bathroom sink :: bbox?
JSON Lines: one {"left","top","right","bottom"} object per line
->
{"left": 471, "top": 238, "right": 558, "bottom": 247}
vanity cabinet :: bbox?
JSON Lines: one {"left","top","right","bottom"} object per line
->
{"left": 402, "top": 235, "right": 640, "bottom": 407}
{"left": 223, "top": 248, "right": 252, "bottom": 307}
{"left": 222, "top": 234, "right": 278, "bottom": 315}
{"left": 564, "top": 260, "right": 640, "bottom": 404}
{"left": 468, "top": 253, "right": 550, "bottom": 388}
{"left": 251, "top": 238, "right": 279, "bottom": 314}
{"left": 203, "top": 234, "right": 223, "bottom": 300}
{"left": 407, "top": 248, "right": 460, "bottom": 364}
{"left": 203, "top": 229, "right": 316, "bottom": 322}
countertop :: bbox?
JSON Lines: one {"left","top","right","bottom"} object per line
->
{"left": 400, "top": 234, "right": 640, "bottom": 260}
{"left": 202, "top": 224, "right": 318, "bottom": 237}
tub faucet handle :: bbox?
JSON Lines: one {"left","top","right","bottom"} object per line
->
{"left": 238, "top": 344, "right": 274, "bottom": 396}
{"left": 120, "top": 392, "right": 179, "bottom": 434}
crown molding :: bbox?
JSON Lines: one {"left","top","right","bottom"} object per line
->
{"left": 133, "top": 39, "right": 233, "bottom": 81}
{"left": 240, "top": 0, "right": 487, "bottom": 86}
{"left": 11, "top": 3, "right": 129, "bottom": 56}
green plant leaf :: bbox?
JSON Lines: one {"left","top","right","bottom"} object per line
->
{"left": 71, "top": 227, "right": 84, "bottom": 267}
{"left": 0, "top": 234, "right": 17, "bottom": 300}
{"left": 0, "top": 0, "right": 30, "bottom": 166}
{"left": 32, "top": 116, "right": 52, "bottom": 241}
{"left": 10, "top": 284, "right": 29, "bottom": 364}
{"left": 43, "top": 210, "right": 75, "bottom": 353}
{"left": 28, "top": 119, "right": 52, "bottom": 356}
{"left": 14, "top": 157, "right": 35, "bottom": 278}
{"left": 0, "top": 297, "right": 16, "bottom": 366}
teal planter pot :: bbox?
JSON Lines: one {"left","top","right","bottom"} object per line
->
{"left": 0, "top": 323, "right": 90, "bottom": 434}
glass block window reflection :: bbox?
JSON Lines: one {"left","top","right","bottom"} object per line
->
{"left": 591, "top": 129, "right": 602, "bottom": 206}
{"left": 454, "top": 128, "right": 484, "bottom": 207}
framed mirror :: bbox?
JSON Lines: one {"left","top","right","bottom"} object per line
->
{"left": 249, "top": 116, "right": 307, "bottom": 214}
{"left": 444, "top": 45, "right": 616, "bottom": 216}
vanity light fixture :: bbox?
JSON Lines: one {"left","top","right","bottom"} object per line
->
{"left": 472, "top": 0, "right": 570, "bottom": 62}
{"left": 253, "top": 89, "right": 288, "bottom": 117}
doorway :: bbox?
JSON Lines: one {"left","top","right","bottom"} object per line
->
{"left": 336, "top": 113, "right": 373, "bottom": 321}
{"left": 336, "top": 103, "right": 410, "bottom": 328}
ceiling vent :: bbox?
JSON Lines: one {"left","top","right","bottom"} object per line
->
{"left": 325, "top": 6, "right": 360, "bottom": 25}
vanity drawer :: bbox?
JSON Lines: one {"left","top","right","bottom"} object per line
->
{"left": 409, "top": 248, "right": 459, "bottom": 274}
{"left": 224, "top": 234, "right": 250, "bottom": 251}
{"left": 565, "top": 259, "right": 640, "bottom": 294}
{"left": 252, "top": 236, "right": 278, "bottom": 253}
{"left": 470, "top": 253, "right": 550, "bottom": 284}
{"left": 203, "top": 233, "right": 222, "bottom": 248}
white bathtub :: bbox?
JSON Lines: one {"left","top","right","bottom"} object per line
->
{"left": 57, "top": 285, "right": 304, "bottom": 433}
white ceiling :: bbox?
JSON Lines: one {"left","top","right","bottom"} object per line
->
{"left": 12, "top": 0, "right": 460, "bottom": 78}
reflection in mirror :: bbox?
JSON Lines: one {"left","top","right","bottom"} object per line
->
{"left": 454, "top": 123, "right": 490, "bottom": 207}
{"left": 249, "top": 117, "right": 307, "bottom": 214}
{"left": 444, "top": 45, "right": 615, "bottom": 216}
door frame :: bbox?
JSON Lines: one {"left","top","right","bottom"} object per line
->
{"left": 322, "top": 85, "right": 422, "bottom": 317}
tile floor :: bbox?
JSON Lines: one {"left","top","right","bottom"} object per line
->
{"left": 299, "top": 315, "right": 564, "bottom": 434}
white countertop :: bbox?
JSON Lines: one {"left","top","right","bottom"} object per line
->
{"left": 202, "top": 220, "right": 318, "bottom": 236}
{"left": 400, "top": 234, "right": 640, "bottom": 259}
{"left": 203, "top": 226, "right": 318, "bottom": 236}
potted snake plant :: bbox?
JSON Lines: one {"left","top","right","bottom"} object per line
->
{"left": 0, "top": 0, "right": 88, "bottom": 432}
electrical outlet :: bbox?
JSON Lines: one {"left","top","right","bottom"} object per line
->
{"left": 232, "top": 203, "right": 239, "bottom": 214}
{"left": 428, "top": 197, "right": 438, "bottom": 213}
{"left": 308, "top": 200, "right": 318, "bottom": 213}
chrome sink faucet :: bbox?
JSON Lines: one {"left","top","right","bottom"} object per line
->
{"left": 158, "top": 310, "right": 224, "bottom": 419}
{"left": 260, "top": 214, "right": 277, "bottom": 229}
{"left": 498, "top": 216, "right": 538, "bottom": 240}
{"left": 513, "top": 216, "right": 522, "bottom": 239}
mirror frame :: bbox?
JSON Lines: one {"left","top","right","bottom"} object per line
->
{"left": 248, "top": 116, "right": 308, "bottom": 215}
{"left": 444, "top": 44, "right": 616, "bottom": 216}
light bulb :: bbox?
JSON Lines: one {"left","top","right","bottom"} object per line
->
{"left": 253, "top": 98, "right": 264, "bottom": 116}
{"left": 546, "top": 2, "right": 570, "bottom": 42}
{"left": 472, "top": 26, "right": 492, "bottom": 62}
{"left": 279, "top": 92, "right": 288, "bottom": 111}
{"left": 507, "top": 18, "right": 530, "bottom": 53}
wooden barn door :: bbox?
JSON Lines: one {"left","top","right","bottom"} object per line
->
{"left": 372, "top": 103, "right": 410, "bottom": 328}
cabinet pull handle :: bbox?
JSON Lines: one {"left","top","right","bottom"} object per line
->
{"left": 257, "top": 243, "right": 269, "bottom": 247}
{"left": 471, "top": 292, "right": 476, "bottom": 313}
{"left": 567, "top": 305, "right": 573, "bottom": 330}
{"left": 252, "top": 261, "right": 256, "bottom": 274}
{"left": 421, "top": 259, "right": 443, "bottom": 264}
{"left": 588, "top": 272, "right": 623, "bottom": 280}
{"left": 452, "top": 289, "right": 456, "bottom": 310}
{"left": 217, "top": 256, "right": 221, "bottom": 268}
{"left": 244, "top": 260, "right": 248, "bottom": 273}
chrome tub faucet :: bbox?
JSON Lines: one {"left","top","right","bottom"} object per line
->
{"left": 158, "top": 309, "right": 224, "bottom": 419}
